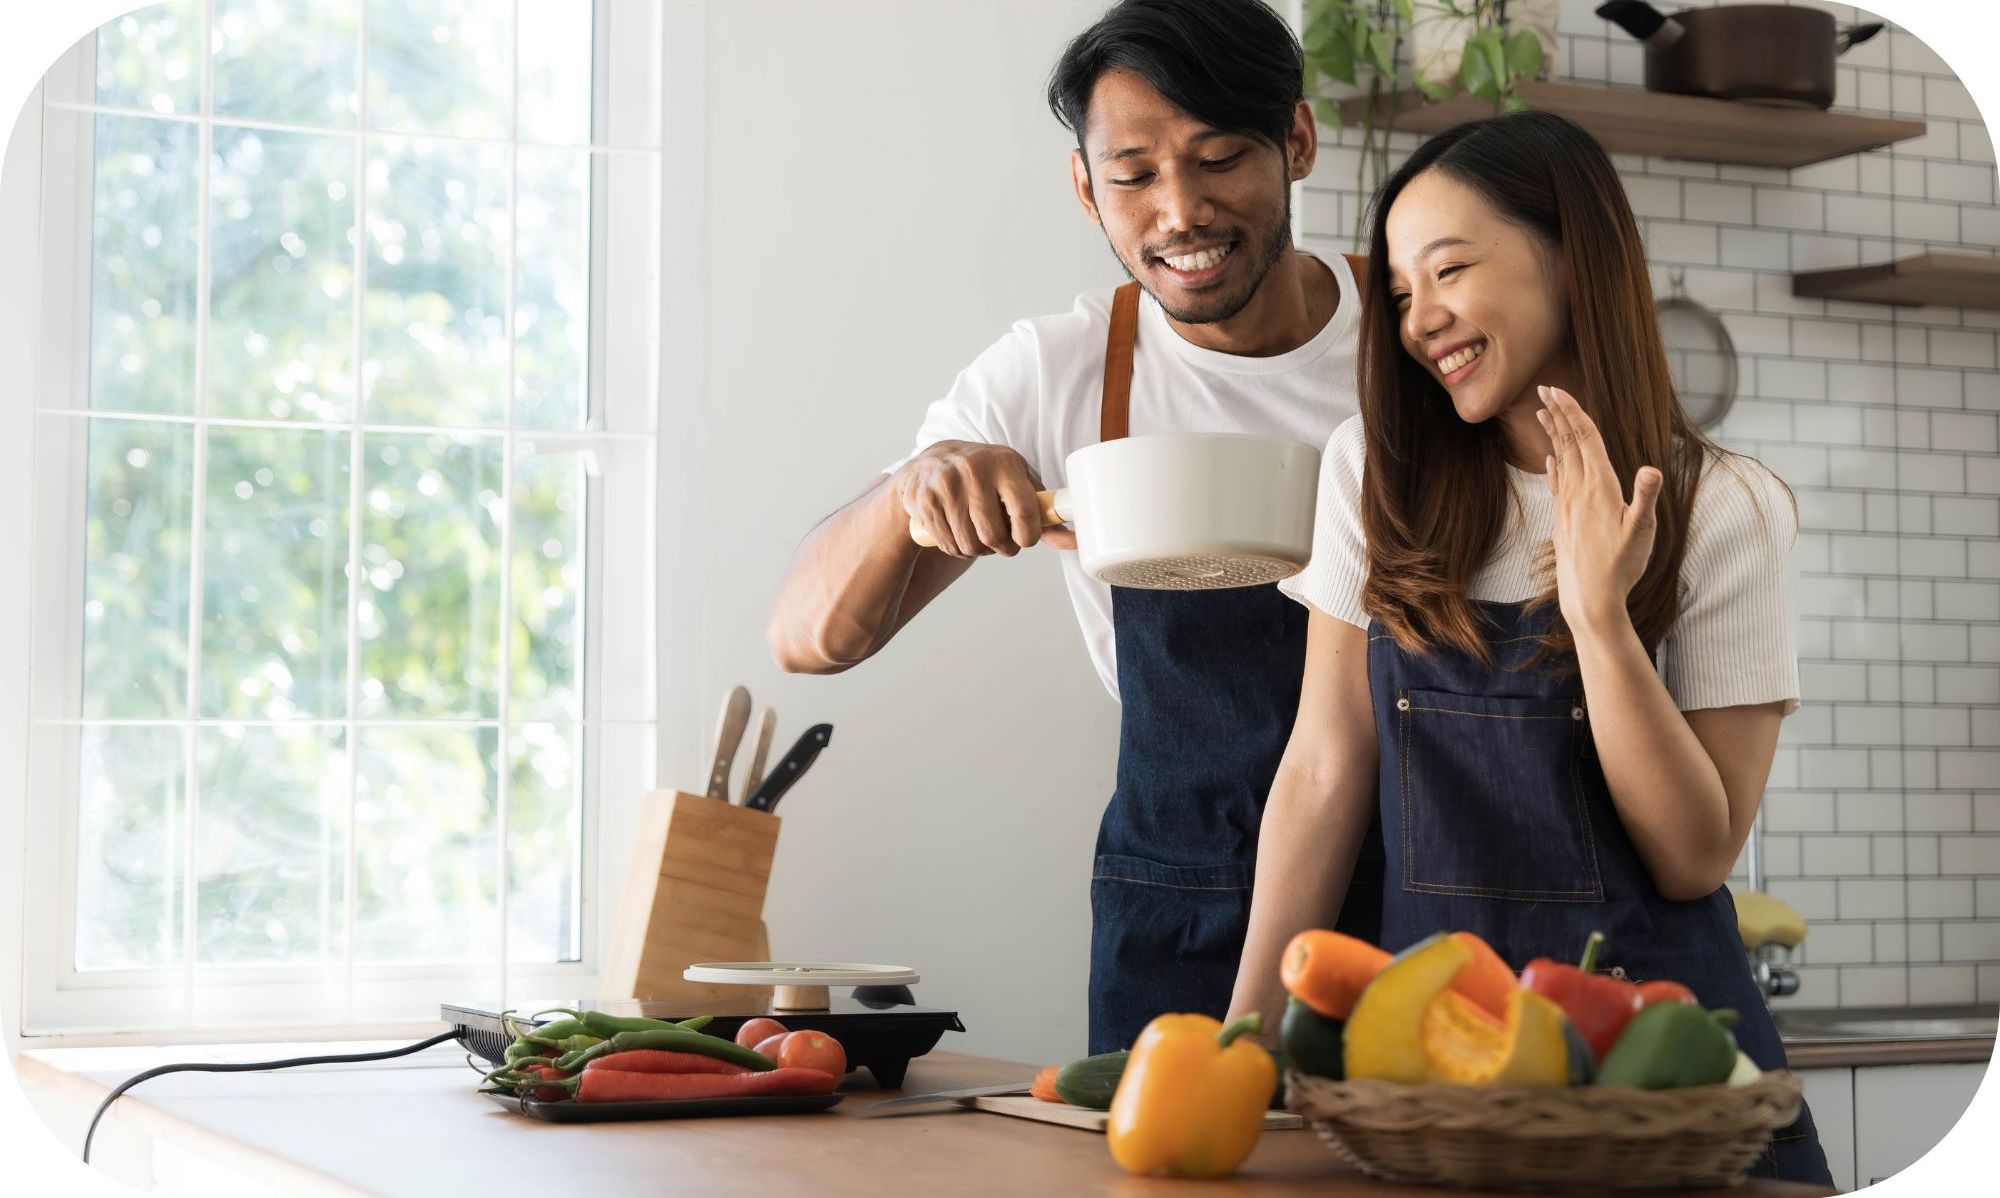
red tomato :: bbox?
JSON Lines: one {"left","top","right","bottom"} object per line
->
{"left": 753, "top": 1033, "right": 787, "bottom": 1060}
{"left": 775, "top": 1030, "right": 847, "bottom": 1079}
{"left": 734, "top": 1017, "right": 788, "bottom": 1049}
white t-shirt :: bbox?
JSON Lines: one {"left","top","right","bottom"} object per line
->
{"left": 1279, "top": 415, "right": 1802, "bottom": 714}
{"left": 887, "top": 254, "right": 1364, "bottom": 700}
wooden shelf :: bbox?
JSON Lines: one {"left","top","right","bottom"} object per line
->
{"left": 1335, "top": 80, "right": 1926, "bottom": 170}
{"left": 1792, "top": 252, "right": 2000, "bottom": 310}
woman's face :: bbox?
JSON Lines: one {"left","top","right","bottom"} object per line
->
{"left": 1384, "top": 168, "right": 1570, "bottom": 427}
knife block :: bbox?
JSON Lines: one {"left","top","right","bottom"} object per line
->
{"left": 604, "top": 789, "right": 780, "bottom": 1002}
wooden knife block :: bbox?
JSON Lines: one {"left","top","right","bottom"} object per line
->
{"left": 604, "top": 789, "right": 779, "bottom": 1001}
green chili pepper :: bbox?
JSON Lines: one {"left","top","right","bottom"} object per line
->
{"left": 503, "top": 1039, "right": 547, "bottom": 1064}
{"left": 1597, "top": 1003, "right": 1740, "bottom": 1089}
{"left": 555, "top": 1027, "right": 775, "bottom": 1074}
{"left": 503, "top": 1009, "right": 592, "bottom": 1048}
{"left": 530, "top": 1008, "right": 715, "bottom": 1038}
{"left": 482, "top": 1057, "right": 556, "bottom": 1087}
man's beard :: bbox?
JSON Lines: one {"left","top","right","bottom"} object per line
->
{"left": 1113, "top": 187, "right": 1293, "bottom": 326}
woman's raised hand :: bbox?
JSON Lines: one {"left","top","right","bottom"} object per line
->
{"left": 1536, "top": 385, "right": 1663, "bottom": 635}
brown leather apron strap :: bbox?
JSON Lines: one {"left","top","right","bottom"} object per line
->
{"left": 1100, "top": 281, "right": 1141, "bottom": 443}
{"left": 1098, "top": 256, "right": 1364, "bottom": 441}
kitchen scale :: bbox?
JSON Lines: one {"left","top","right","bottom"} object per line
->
{"left": 445, "top": 961, "right": 964, "bottom": 1089}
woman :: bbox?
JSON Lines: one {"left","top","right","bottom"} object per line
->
{"left": 1225, "top": 111, "right": 1831, "bottom": 1185}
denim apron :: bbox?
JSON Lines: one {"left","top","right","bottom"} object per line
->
{"left": 1367, "top": 599, "right": 1831, "bottom": 1186}
{"left": 1084, "top": 278, "right": 1383, "bottom": 1056}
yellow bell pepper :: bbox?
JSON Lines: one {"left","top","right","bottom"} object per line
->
{"left": 1106, "top": 1012, "right": 1276, "bottom": 1179}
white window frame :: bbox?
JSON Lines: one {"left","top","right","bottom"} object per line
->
{"left": 15, "top": 0, "right": 666, "bottom": 1041}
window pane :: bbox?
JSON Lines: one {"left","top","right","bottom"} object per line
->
{"left": 511, "top": 449, "right": 584, "bottom": 720}
{"left": 515, "top": 148, "right": 589, "bottom": 431}
{"left": 84, "top": 420, "right": 194, "bottom": 719}
{"left": 364, "top": 136, "right": 510, "bottom": 427}
{"left": 91, "top": 115, "right": 199, "bottom": 415}
{"left": 359, "top": 433, "right": 502, "bottom": 718}
{"left": 509, "top": 723, "right": 579, "bottom": 962}
{"left": 365, "top": 0, "right": 512, "bottom": 139}
{"left": 213, "top": 0, "right": 360, "bottom": 126}
{"left": 94, "top": 1, "right": 202, "bottom": 115}
{"left": 517, "top": 0, "right": 593, "bottom": 146}
{"left": 196, "top": 725, "right": 347, "bottom": 964}
{"left": 353, "top": 726, "right": 496, "bottom": 961}
{"left": 210, "top": 129, "right": 357, "bottom": 421}
{"left": 201, "top": 428, "right": 351, "bottom": 718}
{"left": 75, "top": 726, "right": 185, "bottom": 971}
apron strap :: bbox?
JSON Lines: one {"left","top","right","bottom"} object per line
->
{"left": 1098, "top": 254, "right": 1367, "bottom": 443}
{"left": 1100, "top": 282, "right": 1140, "bottom": 443}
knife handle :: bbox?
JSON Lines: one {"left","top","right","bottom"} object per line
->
{"left": 746, "top": 723, "right": 832, "bottom": 812}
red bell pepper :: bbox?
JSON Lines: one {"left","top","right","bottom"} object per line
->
{"left": 1635, "top": 979, "right": 1698, "bottom": 1007}
{"left": 1518, "top": 931, "right": 1697, "bottom": 1063}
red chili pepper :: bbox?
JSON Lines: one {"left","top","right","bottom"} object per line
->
{"left": 1520, "top": 931, "right": 1694, "bottom": 1063}
{"left": 550, "top": 1066, "right": 838, "bottom": 1103}
{"left": 528, "top": 1064, "right": 570, "bottom": 1102}
{"left": 587, "top": 1050, "right": 753, "bottom": 1075}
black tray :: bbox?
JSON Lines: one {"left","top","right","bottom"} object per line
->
{"left": 488, "top": 1090, "right": 844, "bottom": 1122}
{"left": 445, "top": 994, "right": 965, "bottom": 1089}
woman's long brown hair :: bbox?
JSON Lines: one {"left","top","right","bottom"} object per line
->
{"left": 1357, "top": 110, "right": 1758, "bottom": 667}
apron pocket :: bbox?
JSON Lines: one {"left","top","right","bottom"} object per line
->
{"left": 1396, "top": 687, "right": 1605, "bottom": 902}
{"left": 1088, "top": 855, "right": 1253, "bottom": 1053}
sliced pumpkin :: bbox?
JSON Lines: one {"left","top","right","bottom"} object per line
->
{"left": 1342, "top": 932, "right": 1470, "bottom": 1084}
{"left": 1448, "top": 931, "right": 1518, "bottom": 1022}
{"left": 1420, "top": 988, "right": 1573, "bottom": 1088}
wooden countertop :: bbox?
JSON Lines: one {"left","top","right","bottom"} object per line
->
{"left": 19, "top": 1042, "right": 1836, "bottom": 1198}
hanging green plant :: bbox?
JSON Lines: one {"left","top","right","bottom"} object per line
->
{"left": 1301, "top": 0, "right": 1554, "bottom": 238}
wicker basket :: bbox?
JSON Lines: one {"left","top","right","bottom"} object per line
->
{"left": 1285, "top": 1070, "right": 1804, "bottom": 1192}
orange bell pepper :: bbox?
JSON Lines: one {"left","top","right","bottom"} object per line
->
{"left": 1106, "top": 1012, "right": 1276, "bottom": 1179}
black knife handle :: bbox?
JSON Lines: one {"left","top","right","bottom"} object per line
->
{"left": 747, "top": 723, "right": 832, "bottom": 812}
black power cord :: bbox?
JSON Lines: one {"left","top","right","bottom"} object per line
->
{"left": 81, "top": 1029, "right": 461, "bottom": 1164}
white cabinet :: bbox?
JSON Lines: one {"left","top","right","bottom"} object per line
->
{"left": 1797, "top": 1067, "right": 1856, "bottom": 1193}
{"left": 1852, "top": 1063, "right": 1987, "bottom": 1189}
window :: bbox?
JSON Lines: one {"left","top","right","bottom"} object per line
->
{"left": 24, "top": 0, "right": 660, "bottom": 1033}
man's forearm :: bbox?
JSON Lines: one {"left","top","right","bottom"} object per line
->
{"left": 766, "top": 477, "right": 928, "bottom": 674}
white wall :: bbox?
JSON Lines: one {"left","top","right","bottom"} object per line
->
{"left": 674, "top": 0, "right": 1119, "bottom": 1065}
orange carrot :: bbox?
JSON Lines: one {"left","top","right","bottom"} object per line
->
{"left": 1280, "top": 930, "right": 1392, "bottom": 1020}
{"left": 1029, "top": 1065, "right": 1062, "bottom": 1103}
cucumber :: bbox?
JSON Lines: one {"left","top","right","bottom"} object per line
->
{"left": 1052, "top": 1049, "right": 1128, "bottom": 1109}
{"left": 1281, "top": 995, "right": 1346, "bottom": 1079}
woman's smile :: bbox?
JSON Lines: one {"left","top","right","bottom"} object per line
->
{"left": 1432, "top": 337, "right": 1488, "bottom": 386}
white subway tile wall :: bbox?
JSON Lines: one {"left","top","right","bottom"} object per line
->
{"left": 1299, "top": 2, "right": 1999, "bottom": 1008}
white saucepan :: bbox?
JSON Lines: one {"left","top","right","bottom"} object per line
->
{"left": 909, "top": 432, "right": 1321, "bottom": 590}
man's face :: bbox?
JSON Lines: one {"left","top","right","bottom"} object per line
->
{"left": 1070, "top": 69, "right": 1299, "bottom": 325}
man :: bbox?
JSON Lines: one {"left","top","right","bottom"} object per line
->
{"left": 766, "top": 0, "right": 1379, "bottom": 1054}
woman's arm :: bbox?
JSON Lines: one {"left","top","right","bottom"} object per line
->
{"left": 1569, "top": 616, "right": 1783, "bottom": 900}
{"left": 1539, "top": 385, "right": 1782, "bottom": 900}
{"left": 1226, "top": 610, "right": 1381, "bottom": 1034}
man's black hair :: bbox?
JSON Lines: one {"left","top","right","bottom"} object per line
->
{"left": 1046, "top": 0, "right": 1304, "bottom": 157}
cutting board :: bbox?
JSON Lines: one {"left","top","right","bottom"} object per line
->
{"left": 968, "top": 1095, "right": 1304, "bottom": 1131}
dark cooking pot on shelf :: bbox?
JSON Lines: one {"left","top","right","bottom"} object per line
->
{"left": 1599, "top": 2, "right": 1883, "bottom": 110}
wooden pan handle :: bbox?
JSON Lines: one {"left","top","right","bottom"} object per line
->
{"left": 909, "top": 490, "right": 1066, "bottom": 549}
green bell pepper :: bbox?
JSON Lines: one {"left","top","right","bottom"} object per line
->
{"left": 1596, "top": 1001, "right": 1740, "bottom": 1089}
